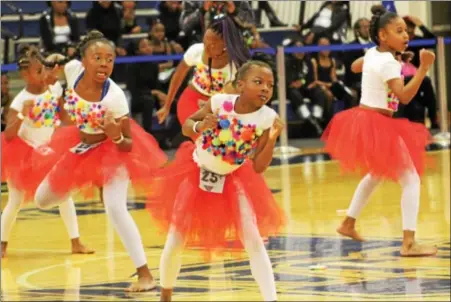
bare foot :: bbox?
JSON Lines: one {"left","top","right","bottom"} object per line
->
{"left": 400, "top": 242, "right": 438, "bottom": 257}
{"left": 125, "top": 276, "right": 157, "bottom": 292}
{"left": 337, "top": 225, "right": 365, "bottom": 242}
{"left": 71, "top": 239, "right": 95, "bottom": 254}
{"left": 1, "top": 242, "right": 7, "bottom": 258}
{"left": 160, "top": 288, "right": 173, "bottom": 301}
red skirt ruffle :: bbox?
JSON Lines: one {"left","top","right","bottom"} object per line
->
{"left": 1, "top": 135, "right": 57, "bottom": 202}
{"left": 146, "top": 142, "right": 285, "bottom": 258}
{"left": 321, "top": 107, "right": 431, "bottom": 181}
{"left": 43, "top": 120, "right": 167, "bottom": 198}
{"left": 176, "top": 86, "right": 208, "bottom": 126}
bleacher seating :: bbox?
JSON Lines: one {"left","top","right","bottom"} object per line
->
{"left": 1, "top": 1, "right": 302, "bottom": 136}
{"left": 0, "top": 1, "right": 159, "bottom": 15}
{"left": 1, "top": 1, "right": 48, "bottom": 14}
{"left": 1, "top": 1, "right": 159, "bottom": 39}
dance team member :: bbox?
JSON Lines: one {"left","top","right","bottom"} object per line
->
{"left": 156, "top": 15, "right": 250, "bottom": 126}
{"left": 147, "top": 59, "right": 285, "bottom": 301}
{"left": 1, "top": 46, "right": 93, "bottom": 258}
{"left": 322, "top": 5, "right": 437, "bottom": 257}
{"left": 33, "top": 30, "right": 167, "bottom": 291}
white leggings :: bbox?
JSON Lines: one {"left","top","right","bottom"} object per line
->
{"left": 1, "top": 183, "right": 79, "bottom": 242}
{"left": 160, "top": 192, "right": 277, "bottom": 301}
{"left": 34, "top": 167, "right": 147, "bottom": 268}
{"left": 346, "top": 142, "right": 421, "bottom": 231}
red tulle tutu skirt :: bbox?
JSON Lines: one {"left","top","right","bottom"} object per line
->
{"left": 42, "top": 120, "right": 167, "bottom": 198}
{"left": 1, "top": 135, "right": 57, "bottom": 202}
{"left": 176, "top": 86, "right": 208, "bottom": 126}
{"left": 321, "top": 107, "right": 431, "bottom": 181}
{"left": 146, "top": 142, "right": 285, "bottom": 258}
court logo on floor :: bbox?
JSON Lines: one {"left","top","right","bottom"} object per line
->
{"left": 9, "top": 236, "right": 449, "bottom": 301}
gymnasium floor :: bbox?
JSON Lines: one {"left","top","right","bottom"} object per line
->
{"left": 1, "top": 146, "right": 449, "bottom": 301}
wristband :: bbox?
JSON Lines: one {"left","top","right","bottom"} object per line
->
{"left": 17, "top": 112, "right": 25, "bottom": 120}
{"left": 193, "top": 121, "right": 200, "bottom": 134}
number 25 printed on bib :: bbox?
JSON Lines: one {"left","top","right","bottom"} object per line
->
{"left": 199, "top": 168, "right": 226, "bottom": 194}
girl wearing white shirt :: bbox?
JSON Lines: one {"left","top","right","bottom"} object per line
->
{"left": 147, "top": 60, "right": 285, "bottom": 301}
{"left": 33, "top": 30, "right": 168, "bottom": 292}
{"left": 156, "top": 15, "right": 250, "bottom": 127}
{"left": 322, "top": 5, "right": 437, "bottom": 257}
{"left": 1, "top": 45, "right": 93, "bottom": 258}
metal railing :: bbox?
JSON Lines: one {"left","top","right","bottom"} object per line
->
{"left": 2, "top": 38, "right": 450, "bottom": 149}
{"left": 1, "top": 1, "right": 24, "bottom": 64}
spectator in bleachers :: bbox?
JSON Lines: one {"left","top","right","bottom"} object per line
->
{"left": 297, "top": 1, "right": 351, "bottom": 45}
{"left": 147, "top": 19, "right": 184, "bottom": 92}
{"left": 1, "top": 73, "right": 11, "bottom": 132}
{"left": 396, "top": 51, "right": 439, "bottom": 129}
{"left": 252, "top": 1, "right": 287, "bottom": 27}
{"left": 148, "top": 19, "right": 184, "bottom": 63}
{"left": 343, "top": 18, "right": 371, "bottom": 105}
{"left": 311, "top": 37, "right": 355, "bottom": 120}
{"left": 403, "top": 15, "right": 436, "bottom": 68}
{"left": 242, "top": 24, "right": 271, "bottom": 49}
{"left": 39, "top": 1, "right": 80, "bottom": 56}
{"left": 311, "top": 37, "right": 336, "bottom": 108}
{"left": 86, "top": 1, "right": 127, "bottom": 56}
{"left": 157, "top": 1, "right": 183, "bottom": 44}
{"left": 285, "top": 39, "right": 328, "bottom": 133}
{"left": 121, "top": 1, "right": 141, "bottom": 34}
{"left": 180, "top": 1, "right": 254, "bottom": 46}
{"left": 126, "top": 38, "right": 166, "bottom": 135}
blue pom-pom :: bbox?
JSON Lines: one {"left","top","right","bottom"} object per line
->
{"left": 219, "top": 119, "right": 230, "bottom": 129}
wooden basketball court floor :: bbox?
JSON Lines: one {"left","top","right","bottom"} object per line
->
{"left": 1, "top": 149, "right": 449, "bottom": 301}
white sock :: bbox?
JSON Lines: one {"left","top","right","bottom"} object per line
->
{"left": 313, "top": 105, "right": 323, "bottom": 119}
{"left": 298, "top": 104, "right": 311, "bottom": 119}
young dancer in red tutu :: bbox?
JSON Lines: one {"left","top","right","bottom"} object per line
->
{"left": 33, "top": 30, "right": 167, "bottom": 291}
{"left": 44, "top": 53, "right": 106, "bottom": 204}
{"left": 322, "top": 5, "right": 437, "bottom": 257}
{"left": 147, "top": 60, "right": 285, "bottom": 301}
{"left": 1, "top": 46, "right": 93, "bottom": 258}
{"left": 156, "top": 15, "right": 250, "bottom": 126}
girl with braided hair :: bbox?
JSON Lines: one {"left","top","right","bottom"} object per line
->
{"left": 147, "top": 59, "right": 285, "bottom": 301}
{"left": 322, "top": 5, "right": 437, "bottom": 257}
{"left": 33, "top": 30, "right": 167, "bottom": 291}
{"left": 156, "top": 14, "right": 251, "bottom": 128}
{"left": 1, "top": 45, "right": 94, "bottom": 258}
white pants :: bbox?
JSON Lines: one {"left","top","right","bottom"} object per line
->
{"left": 34, "top": 166, "right": 148, "bottom": 268}
{"left": 159, "top": 190, "right": 277, "bottom": 301}
{"left": 347, "top": 139, "right": 421, "bottom": 231}
{"left": 1, "top": 182, "right": 80, "bottom": 242}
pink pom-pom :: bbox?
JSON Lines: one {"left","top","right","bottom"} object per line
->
{"left": 223, "top": 101, "right": 233, "bottom": 112}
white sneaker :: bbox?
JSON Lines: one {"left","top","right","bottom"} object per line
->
{"left": 298, "top": 104, "right": 311, "bottom": 119}
{"left": 313, "top": 105, "right": 323, "bottom": 119}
